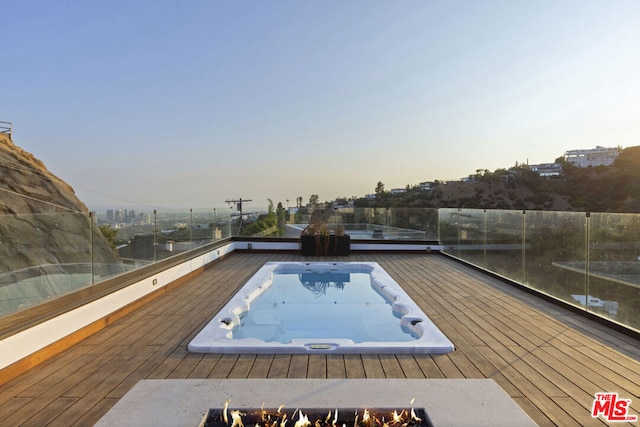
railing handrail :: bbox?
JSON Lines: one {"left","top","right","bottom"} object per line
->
{"left": 0, "top": 121, "right": 12, "bottom": 139}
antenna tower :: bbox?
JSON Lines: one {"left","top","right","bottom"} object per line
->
{"left": 225, "top": 198, "right": 252, "bottom": 235}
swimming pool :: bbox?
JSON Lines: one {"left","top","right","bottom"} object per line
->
{"left": 188, "top": 262, "right": 454, "bottom": 354}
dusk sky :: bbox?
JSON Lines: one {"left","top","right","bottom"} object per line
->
{"left": 2, "top": 1, "right": 639, "bottom": 211}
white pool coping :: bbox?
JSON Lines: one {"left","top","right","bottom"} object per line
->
{"left": 96, "top": 379, "right": 538, "bottom": 426}
{"left": 188, "top": 262, "right": 454, "bottom": 354}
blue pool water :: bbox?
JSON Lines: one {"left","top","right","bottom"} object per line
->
{"left": 188, "top": 262, "right": 454, "bottom": 354}
{"left": 232, "top": 270, "right": 417, "bottom": 343}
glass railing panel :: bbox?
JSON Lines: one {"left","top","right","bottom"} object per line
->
{"left": 97, "top": 208, "right": 233, "bottom": 267}
{"left": 484, "top": 209, "right": 524, "bottom": 282}
{"left": 0, "top": 212, "right": 94, "bottom": 317}
{"left": 107, "top": 210, "right": 157, "bottom": 263}
{"left": 588, "top": 213, "right": 640, "bottom": 330}
{"left": 190, "top": 209, "right": 215, "bottom": 245}
{"left": 92, "top": 214, "right": 135, "bottom": 284}
{"left": 154, "top": 210, "right": 194, "bottom": 259}
{"left": 383, "top": 208, "right": 438, "bottom": 240}
{"left": 284, "top": 207, "right": 437, "bottom": 240}
{"left": 440, "top": 208, "right": 487, "bottom": 267}
{"left": 439, "top": 208, "right": 460, "bottom": 257}
{"left": 342, "top": 207, "right": 384, "bottom": 239}
{"left": 281, "top": 207, "right": 347, "bottom": 239}
{"left": 237, "top": 206, "right": 285, "bottom": 237}
{"left": 524, "top": 211, "right": 587, "bottom": 306}
{"left": 211, "top": 209, "right": 233, "bottom": 241}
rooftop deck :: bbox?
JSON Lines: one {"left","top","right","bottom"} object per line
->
{"left": 0, "top": 252, "right": 638, "bottom": 426}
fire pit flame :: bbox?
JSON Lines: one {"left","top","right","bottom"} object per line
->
{"left": 294, "top": 411, "right": 310, "bottom": 427}
{"left": 223, "top": 400, "right": 230, "bottom": 424}
{"left": 362, "top": 409, "right": 370, "bottom": 423}
{"left": 231, "top": 410, "right": 245, "bottom": 427}
{"left": 410, "top": 408, "right": 421, "bottom": 423}
{"left": 203, "top": 403, "right": 430, "bottom": 427}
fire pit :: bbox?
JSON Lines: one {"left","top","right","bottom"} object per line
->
{"left": 201, "top": 405, "right": 432, "bottom": 427}
{"left": 96, "top": 379, "right": 538, "bottom": 426}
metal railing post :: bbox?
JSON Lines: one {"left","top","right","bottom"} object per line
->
{"left": 483, "top": 209, "right": 487, "bottom": 268}
{"left": 585, "top": 212, "right": 591, "bottom": 310}
{"left": 522, "top": 210, "right": 526, "bottom": 284}
{"left": 153, "top": 209, "right": 157, "bottom": 262}
{"left": 89, "top": 211, "right": 95, "bottom": 284}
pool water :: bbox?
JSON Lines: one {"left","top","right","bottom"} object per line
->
{"left": 232, "top": 270, "right": 417, "bottom": 343}
{"left": 188, "top": 262, "right": 454, "bottom": 354}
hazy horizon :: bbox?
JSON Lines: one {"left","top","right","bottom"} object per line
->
{"left": 3, "top": 1, "right": 639, "bottom": 211}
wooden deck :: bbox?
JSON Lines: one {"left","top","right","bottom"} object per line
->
{"left": 0, "top": 252, "right": 639, "bottom": 426}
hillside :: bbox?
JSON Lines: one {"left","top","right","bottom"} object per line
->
{"left": 359, "top": 146, "right": 640, "bottom": 213}
{"left": 431, "top": 180, "right": 573, "bottom": 211}
{"left": 0, "top": 134, "right": 118, "bottom": 272}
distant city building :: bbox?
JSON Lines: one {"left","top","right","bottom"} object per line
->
{"left": 389, "top": 188, "right": 406, "bottom": 195}
{"left": 103, "top": 208, "right": 152, "bottom": 225}
{"left": 564, "top": 146, "right": 620, "bottom": 168}
{"left": 530, "top": 163, "right": 563, "bottom": 177}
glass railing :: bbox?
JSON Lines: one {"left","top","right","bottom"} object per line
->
{"left": 1, "top": 206, "right": 638, "bottom": 333}
{"left": 440, "top": 208, "right": 640, "bottom": 331}
{"left": 0, "top": 209, "right": 233, "bottom": 318}
{"left": 282, "top": 207, "right": 439, "bottom": 240}
{"left": 1, "top": 212, "right": 95, "bottom": 316}
{"left": 110, "top": 209, "right": 233, "bottom": 263}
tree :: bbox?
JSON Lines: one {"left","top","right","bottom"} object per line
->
{"left": 375, "top": 181, "right": 385, "bottom": 198}
{"left": 98, "top": 225, "right": 118, "bottom": 250}
{"left": 276, "top": 202, "right": 286, "bottom": 236}
{"left": 265, "top": 199, "right": 276, "bottom": 228}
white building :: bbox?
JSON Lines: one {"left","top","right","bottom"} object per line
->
{"left": 530, "top": 163, "right": 563, "bottom": 177}
{"left": 564, "top": 146, "right": 620, "bottom": 168}
{"left": 389, "top": 188, "right": 406, "bottom": 195}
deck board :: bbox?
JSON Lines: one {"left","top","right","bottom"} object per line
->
{"left": 360, "top": 353, "right": 385, "bottom": 378}
{"left": 1, "top": 252, "right": 639, "bottom": 426}
{"left": 343, "top": 354, "right": 366, "bottom": 378}
{"left": 307, "top": 354, "right": 326, "bottom": 378}
{"left": 268, "top": 354, "right": 292, "bottom": 378}
{"left": 287, "top": 354, "right": 309, "bottom": 378}
{"left": 327, "top": 355, "right": 347, "bottom": 378}
{"left": 412, "top": 355, "right": 444, "bottom": 379}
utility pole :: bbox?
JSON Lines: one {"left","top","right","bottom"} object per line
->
{"left": 225, "top": 198, "right": 252, "bottom": 235}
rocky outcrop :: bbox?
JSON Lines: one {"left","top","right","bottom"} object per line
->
{"left": 0, "top": 134, "right": 119, "bottom": 273}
